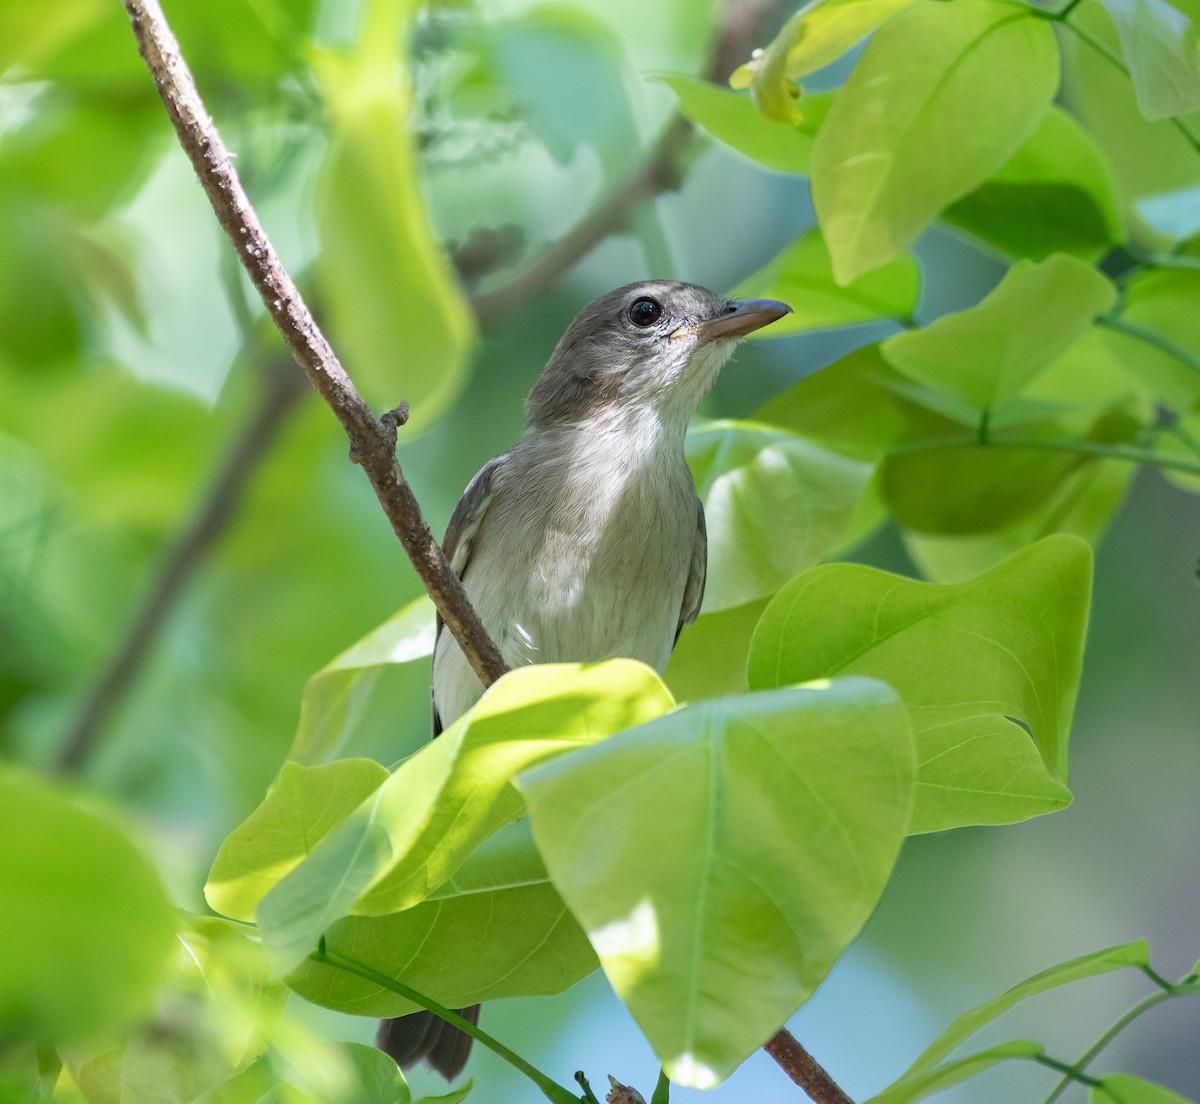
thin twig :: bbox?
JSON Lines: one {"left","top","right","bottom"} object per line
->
{"left": 56, "top": 362, "right": 305, "bottom": 773}
{"left": 121, "top": 0, "right": 508, "bottom": 690}
{"left": 471, "top": 0, "right": 781, "bottom": 326}
{"left": 764, "top": 1029, "right": 855, "bottom": 1104}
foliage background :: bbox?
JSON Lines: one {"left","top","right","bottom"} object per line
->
{"left": 1, "top": 0, "right": 1198, "bottom": 1100}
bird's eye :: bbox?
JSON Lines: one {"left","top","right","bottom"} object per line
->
{"left": 627, "top": 297, "right": 663, "bottom": 327}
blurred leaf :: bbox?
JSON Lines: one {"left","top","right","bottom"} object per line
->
{"left": 906, "top": 940, "right": 1148, "bottom": 1074}
{"left": 1093, "top": 1074, "right": 1196, "bottom": 1103}
{"left": 749, "top": 0, "right": 915, "bottom": 122}
{"left": 0, "top": 765, "right": 176, "bottom": 1042}
{"left": 1112, "top": 268, "right": 1200, "bottom": 408}
{"left": 1136, "top": 182, "right": 1200, "bottom": 239}
{"left": 747, "top": 537, "right": 1089, "bottom": 832}
{"left": 257, "top": 661, "right": 673, "bottom": 975}
{"left": 289, "top": 597, "right": 436, "bottom": 765}
{"left": 686, "top": 419, "right": 872, "bottom": 611}
{"left": 732, "top": 229, "right": 919, "bottom": 335}
{"left": 881, "top": 255, "right": 1115, "bottom": 412}
{"left": 944, "top": 107, "right": 1125, "bottom": 259}
{"left": 63, "top": 916, "right": 290, "bottom": 1104}
{"left": 1098, "top": 0, "right": 1200, "bottom": 120}
{"left": 1058, "top": 1, "right": 1200, "bottom": 241}
{"left": 313, "top": 0, "right": 475, "bottom": 428}
{"left": 288, "top": 819, "right": 596, "bottom": 1015}
{"left": 812, "top": 0, "right": 1058, "bottom": 282}
{"left": 1157, "top": 413, "right": 1200, "bottom": 493}
{"left": 755, "top": 344, "right": 908, "bottom": 461}
{"left": 665, "top": 598, "right": 769, "bottom": 703}
{"left": 207, "top": 759, "right": 390, "bottom": 922}
{"left": 517, "top": 679, "right": 914, "bottom": 1088}
{"left": 866, "top": 1041, "right": 1044, "bottom": 1104}
{"left": 653, "top": 74, "right": 825, "bottom": 173}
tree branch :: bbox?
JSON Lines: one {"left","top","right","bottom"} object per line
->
{"left": 56, "top": 361, "right": 305, "bottom": 774}
{"left": 121, "top": 0, "right": 508, "bottom": 691}
{"left": 471, "top": 0, "right": 782, "bottom": 326}
{"left": 764, "top": 1029, "right": 856, "bottom": 1104}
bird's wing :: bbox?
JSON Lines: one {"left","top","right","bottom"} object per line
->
{"left": 432, "top": 455, "right": 505, "bottom": 735}
{"left": 675, "top": 495, "right": 707, "bottom": 648}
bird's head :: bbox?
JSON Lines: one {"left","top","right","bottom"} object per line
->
{"left": 526, "top": 281, "right": 791, "bottom": 432}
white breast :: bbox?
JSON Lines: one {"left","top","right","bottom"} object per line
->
{"left": 433, "top": 408, "right": 698, "bottom": 727}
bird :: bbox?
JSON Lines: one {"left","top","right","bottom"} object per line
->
{"left": 376, "top": 280, "right": 791, "bottom": 1080}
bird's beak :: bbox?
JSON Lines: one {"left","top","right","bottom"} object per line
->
{"left": 674, "top": 298, "right": 793, "bottom": 342}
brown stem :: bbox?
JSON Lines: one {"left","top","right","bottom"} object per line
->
{"left": 764, "top": 1029, "right": 856, "bottom": 1104}
{"left": 56, "top": 363, "right": 304, "bottom": 773}
{"left": 471, "top": 0, "right": 781, "bottom": 326}
{"left": 121, "top": 0, "right": 508, "bottom": 691}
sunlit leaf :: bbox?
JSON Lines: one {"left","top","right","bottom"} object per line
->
{"left": 1109, "top": 268, "right": 1200, "bottom": 409}
{"left": 206, "top": 759, "right": 390, "bottom": 922}
{"left": 517, "top": 679, "right": 914, "bottom": 1088}
{"left": 257, "top": 662, "right": 672, "bottom": 975}
{"left": 312, "top": 0, "right": 475, "bottom": 428}
{"left": 944, "top": 107, "right": 1125, "bottom": 259}
{"left": 748, "top": 537, "right": 1090, "bottom": 832}
{"left": 665, "top": 598, "right": 769, "bottom": 702}
{"left": 749, "top": 0, "right": 916, "bottom": 122}
{"left": 812, "top": 0, "right": 1059, "bottom": 282}
{"left": 881, "top": 255, "right": 1115, "bottom": 412}
{"left": 653, "top": 74, "right": 824, "bottom": 173}
{"left": 288, "top": 598, "right": 436, "bottom": 765}
{"left": 686, "top": 419, "right": 872, "bottom": 611}
{"left": 288, "top": 819, "right": 596, "bottom": 1015}
{"left": 0, "top": 765, "right": 176, "bottom": 1042}
{"left": 732, "top": 229, "right": 919, "bottom": 335}
{"left": 1098, "top": 0, "right": 1200, "bottom": 120}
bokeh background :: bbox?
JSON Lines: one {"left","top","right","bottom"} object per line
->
{"left": 2, "top": 0, "right": 1198, "bottom": 1100}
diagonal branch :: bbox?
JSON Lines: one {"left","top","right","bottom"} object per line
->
{"left": 121, "top": 0, "right": 508, "bottom": 691}
{"left": 765, "top": 1029, "right": 856, "bottom": 1104}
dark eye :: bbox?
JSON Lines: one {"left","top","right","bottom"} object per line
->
{"left": 627, "top": 297, "right": 663, "bottom": 327}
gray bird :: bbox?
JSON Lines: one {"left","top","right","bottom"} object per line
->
{"left": 377, "top": 280, "right": 791, "bottom": 1079}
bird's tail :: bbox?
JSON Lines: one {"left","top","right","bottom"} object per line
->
{"left": 376, "top": 1005, "right": 480, "bottom": 1081}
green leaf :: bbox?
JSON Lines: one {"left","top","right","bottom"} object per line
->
{"left": 652, "top": 74, "right": 825, "bottom": 174}
{"left": 747, "top": 536, "right": 1090, "bottom": 832}
{"left": 881, "top": 255, "right": 1116, "bottom": 412}
{"left": 288, "top": 597, "right": 436, "bottom": 765}
{"left": 880, "top": 439, "right": 1083, "bottom": 534}
{"left": 312, "top": 0, "right": 475, "bottom": 428}
{"left": 686, "top": 419, "right": 872, "bottom": 611}
{"left": 811, "top": 0, "right": 1059, "bottom": 282}
{"left": 1093, "top": 1074, "right": 1196, "bottom": 1104}
{"left": 206, "top": 759, "right": 391, "bottom": 922}
{"left": 943, "top": 107, "right": 1125, "bottom": 260}
{"left": 665, "top": 599, "right": 769, "bottom": 702}
{"left": 754, "top": 344, "right": 909, "bottom": 461}
{"left": 1098, "top": 0, "right": 1200, "bottom": 120}
{"left": 0, "top": 765, "right": 176, "bottom": 1042}
{"left": 1157, "top": 413, "right": 1200, "bottom": 494}
{"left": 287, "top": 819, "right": 596, "bottom": 1015}
{"left": 517, "top": 679, "right": 915, "bottom": 1088}
{"left": 903, "top": 940, "right": 1148, "bottom": 1074}
{"left": 731, "top": 229, "right": 919, "bottom": 335}
{"left": 1110, "top": 269, "right": 1200, "bottom": 409}
{"left": 257, "top": 661, "right": 673, "bottom": 976}
{"left": 866, "top": 1041, "right": 1044, "bottom": 1104}
{"left": 747, "top": 0, "right": 916, "bottom": 122}
{"left": 904, "top": 456, "right": 1135, "bottom": 582}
